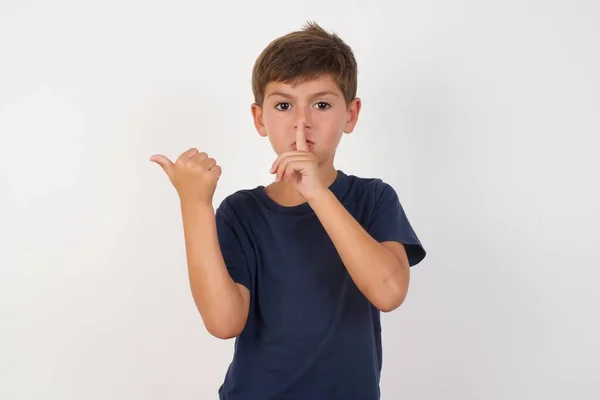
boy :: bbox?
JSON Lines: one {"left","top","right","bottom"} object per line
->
{"left": 150, "top": 22, "right": 426, "bottom": 400}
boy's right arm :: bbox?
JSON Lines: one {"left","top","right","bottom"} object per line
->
{"left": 150, "top": 148, "right": 250, "bottom": 339}
{"left": 181, "top": 201, "right": 250, "bottom": 339}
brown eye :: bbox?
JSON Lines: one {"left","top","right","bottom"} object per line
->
{"left": 314, "top": 102, "right": 331, "bottom": 110}
{"left": 275, "top": 102, "right": 291, "bottom": 111}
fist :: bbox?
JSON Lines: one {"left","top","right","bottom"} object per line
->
{"left": 150, "top": 148, "right": 222, "bottom": 205}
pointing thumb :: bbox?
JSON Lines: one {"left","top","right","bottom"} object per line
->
{"left": 149, "top": 154, "right": 174, "bottom": 178}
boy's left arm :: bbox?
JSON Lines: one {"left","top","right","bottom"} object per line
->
{"left": 309, "top": 189, "right": 411, "bottom": 312}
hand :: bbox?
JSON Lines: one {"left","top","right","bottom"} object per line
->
{"left": 150, "top": 148, "right": 222, "bottom": 206}
{"left": 269, "top": 124, "right": 327, "bottom": 202}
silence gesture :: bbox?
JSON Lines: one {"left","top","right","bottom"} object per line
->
{"left": 269, "top": 121, "right": 327, "bottom": 202}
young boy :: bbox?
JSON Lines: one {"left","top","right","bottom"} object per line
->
{"left": 150, "top": 22, "right": 426, "bottom": 400}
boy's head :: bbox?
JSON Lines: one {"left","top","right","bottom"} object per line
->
{"left": 251, "top": 22, "right": 361, "bottom": 165}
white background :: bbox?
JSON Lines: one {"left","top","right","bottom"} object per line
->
{"left": 1, "top": 1, "right": 599, "bottom": 399}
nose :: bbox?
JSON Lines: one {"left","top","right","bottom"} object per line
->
{"left": 294, "top": 114, "right": 310, "bottom": 131}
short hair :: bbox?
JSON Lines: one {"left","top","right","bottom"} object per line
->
{"left": 251, "top": 22, "right": 358, "bottom": 108}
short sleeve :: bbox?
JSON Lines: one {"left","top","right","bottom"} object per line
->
{"left": 367, "top": 182, "right": 426, "bottom": 267}
{"left": 215, "top": 205, "right": 252, "bottom": 289}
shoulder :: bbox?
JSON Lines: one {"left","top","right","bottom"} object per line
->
{"left": 342, "top": 171, "right": 399, "bottom": 203}
{"left": 217, "top": 188, "right": 256, "bottom": 210}
{"left": 215, "top": 188, "right": 258, "bottom": 221}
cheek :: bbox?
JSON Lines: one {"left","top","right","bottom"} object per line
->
{"left": 318, "top": 116, "right": 345, "bottom": 143}
{"left": 262, "top": 114, "right": 291, "bottom": 152}
{"left": 263, "top": 113, "right": 283, "bottom": 135}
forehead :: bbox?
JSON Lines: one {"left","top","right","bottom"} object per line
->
{"left": 264, "top": 74, "right": 342, "bottom": 97}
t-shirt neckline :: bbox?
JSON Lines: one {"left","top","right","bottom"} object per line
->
{"left": 253, "top": 169, "right": 348, "bottom": 215}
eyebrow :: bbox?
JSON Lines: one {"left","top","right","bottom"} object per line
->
{"left": 266, "top": 90, "right": 340, "bottom": 100}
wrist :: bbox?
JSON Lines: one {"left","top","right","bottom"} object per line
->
{"left": 180, "top": 198, "right": 214, "bottom": 213}
{"left": 307, "top": 187, "right": 334, "bottom": 207}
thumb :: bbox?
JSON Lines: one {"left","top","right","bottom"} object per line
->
{"left": 149, "top": 154, "right": 175, "bottom": 178}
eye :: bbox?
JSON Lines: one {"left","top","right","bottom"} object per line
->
{"left": 314, "top": 102, "right": 331, "bottom": 110}
{"left": 275, "top": 102, "right": 291, "bottom": 111}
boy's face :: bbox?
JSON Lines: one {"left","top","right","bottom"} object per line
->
{"left": 251, "top": 74, "right": 361, "bottom": 165}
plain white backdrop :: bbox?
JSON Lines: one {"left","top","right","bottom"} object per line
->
{"left": 1, "top": 0, "right": 599, "bottom": 399}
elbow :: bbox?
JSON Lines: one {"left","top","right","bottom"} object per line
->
{"left": 209, "top": 329, "right": 240, "bottom": 340}
{"left": 205, "top": 321, "right": 244, "bottom": 340}
{"left": 371, "top": 285, "right": 408, "bottom": 313}
{"left": 205, "top": 325, "right": 242, "bottom": 340}
{"left": 372, "top": 260, "right": 410, "bottom": 312}
{"left": 373, "top": 296, "right": 404, "bottom": 313}
{"left": 190, "top": 287, "right": 249, "bottom": 340}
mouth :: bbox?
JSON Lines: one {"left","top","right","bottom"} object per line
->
{"left": 292, "top": 141, "right": 315, "bottom": 150}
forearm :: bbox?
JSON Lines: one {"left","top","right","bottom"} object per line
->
{"left": 308, "top": 190, "right": 409, "bottom": 312}
{"left": 180, "top": 201, "right": 248, "bottom": 338}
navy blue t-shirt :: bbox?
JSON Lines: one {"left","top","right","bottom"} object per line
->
{"left": 215, "top": 170, "right": 426, "bottom": 400}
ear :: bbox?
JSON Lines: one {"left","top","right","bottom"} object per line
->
{"left": 343, "top": 97, "right": 362, "bottom": 134}
{"left": 251, "top": 103, "right": 268, "bottom": 137}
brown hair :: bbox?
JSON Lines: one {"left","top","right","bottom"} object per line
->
{"left": 251, "top": 22, "right": 358, "bottom": 108}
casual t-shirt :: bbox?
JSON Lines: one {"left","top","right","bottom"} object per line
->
{"left": 215, "top": 170, "right": 426, "bottom": 400}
